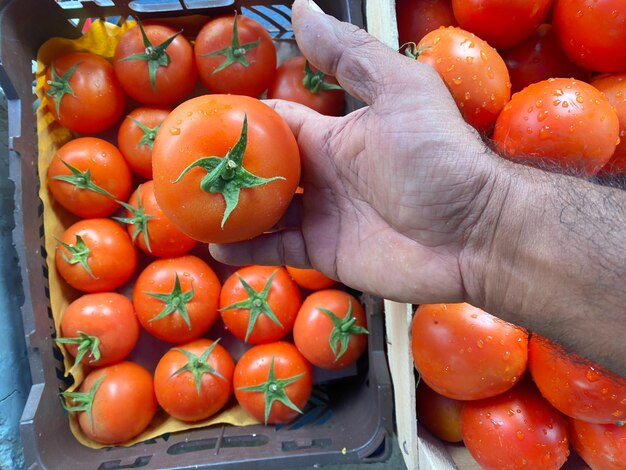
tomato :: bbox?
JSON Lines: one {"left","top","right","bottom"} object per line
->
{"left": 194, "top": 14, "right": 276, "bottom": 97}
{"left": 113, "top": 22, "right": 197, "bottom": 105}
{"left": 152, "top": 94, "right": 300, "bottom": 244}
{"left": 396, "top": 0, "right": 457, "bottom": 46}
{"left": 154, "top": 338, "right": 234, "bottom": 422}
{"left": 528, "top": 335, "right": 626, "bottom": 424}
{"left": 411, "top": 303, "right": 528, "bottom": 400}
{"left": 414, "top": 27, "right": 511, "bottom": 132}
{"left": 267, "top": 56, "right": 344, "bottom": 116}
{"left": 569, "top": 419, "right": 626, "bottom": 470}
{"left": 220, "top": 265, "right": 301, "bottom": 344}
{"left": 55, "top": 218, "right": 138, "bottom": 293}
{"left": 451, "top": 0, "right": 553, "bottom": 49}
{"left": 493, "top": 77, "right": 620, "bottom": 175}
{"left": 293, "top": 289, "right": 368, "bottom": 370}
{"left": 500, "top": 24, "right": 592, "bottom": 94}
{"left": 114, "top": 181, "right": 197, "bottom": 258}
{"left": 415, "top": 380, "right": 464, "bottom": 443}
{"left": 553, "top": 0, "right": 626, "bottom": 73}
{"left": 461, "top": 381, "right": 570, "bottom": 470}
{"left": 47, "top": 137, "right": 132, "bottom": 218}
{"left": 117, "top": 106, "right": 171, "bottom": 179}
{"left": 56, "top": 292, "right": 139, "bottom": 368}
{"left": 233, "top": 341, "right": 313, "bottom": 424}
{"left": 591, "top": 73, "right": 626, "bottom": 175}
{"left": 132, "top": 255, "right": 221, "bottom": 343}
{"left": 285, "top": 266, "right": 336, "bottom": 291}
{"left": 61, "top": 361, "right": 157, "bottom": 444}
{"left": 43, "top": 51, "right": 126, "bottom": 134}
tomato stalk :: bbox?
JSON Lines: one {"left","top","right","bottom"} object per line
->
{"left": 236, "top": 356, "right": 305, "bottom": 424}
{"left": 55, "top": 331, "right": 101, "bottom": 367}
{"left": 319, "top": 300, "right": 369, "bottom": 362}
{"left": 171, "top": 339, "right": 226, "bottom": 396}
{"left": 302, "top": 60, "right": 343, "bottom": 94}
{"left": 401, "top": 42, "right": 430, "bottom": 60}
{"left": 145, "top": 273, "right": 195, "bottom": 329}
{"left": 60, "top": 375, "right": 105, "bottom": 432}
{"left": 57, "top": 235, "right": 97, "bottom": 279}
{"left": 129, "top": 116, "right": 161, "bottom": 150}
{"left": 46, "top": 62, "right": 79, "bottom": 116}
{"left": 51, "top": 159, "right": 115, "bottom": 198}
{"left": 173, "top": 115, "right": 285, "bottom": 228}
{"left": 114, "top": 184, "right": 155, "bottom": 253}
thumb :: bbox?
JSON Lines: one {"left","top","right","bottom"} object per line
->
{"left": 292, "top": 0, "right": 408, "bottom": 105}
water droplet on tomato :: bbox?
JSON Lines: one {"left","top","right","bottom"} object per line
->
{"left": 480, "top": 51, "right": 488, "bottom": 62}
{"left": 554, "top": 89, "right": 564, "bottom": 97}
{"left": 170, "top": 127, "right": 180, "bottom": 135}
{"left": 472, "top": 74, "right": 478, "bottom": 81}
{"left": 516, "top": 431, "right": 525, "bottom": 441}
{"left": 576, "top": 96, "right": 584, "bottom": 103}
{"left": 490, "top": 93, "right": 495, "bottom": 101}
{"left": 610, "top": 9, "right": 619, "bottom": 18}
{"left": 586, "top": 368, "right": 601, "bottom": 382}
{"left": 464, "top": 91, "right": 471, "bottom": 101}
{"left": 435, "top": 57, "right": 443, "bottom": 64}
{"left": 503, "top": 351, "right": 511, "bottom": 360}
{"left": 452, "top": 77, "right": 463, "bottom": 85}
{"left": 538, "top": 110, "right": 549, "bottom": 122}
{"left": 446, "top": 64, "right": 455, "bottom": 73}
{"left": 539, "top": 126, "right": 551, "bottom": 139}
{"left": 562, "top": 101, "right": 569, "bottom": 108}
{"left": 535, "top": 100, "right": 543, "bottom": 108}
{"left": 476, "top": 339, "right": 484, "bottom": 349}
{"left": 613, "top": 410, "right": 623, "bottom": 418}
{"left": 526, "top": 127, "right": 533, "bottom": 134}
{"left": 527, "top": 106, "right": 534, "bottom": 113}
{"left": 465, "top": 56, "right": 474, "bottom": 64}
{"left": 542, "top": 452, "right": 552, "bottom": 463}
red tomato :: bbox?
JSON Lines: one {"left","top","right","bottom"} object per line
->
{"left": 132, "top": 255, "right": 221, "bottom": 343}
{"left": 553, "top": 0, "right": 626, "bottom": 73}
{"left": 117, "top": 106, "right": 171, "bottom": 179}
{"left": 113, "top": 22, "right": 197, "bottom": 105}
{"left": 233, "top": 341, "right": 313, "bottom": 424}
{"left": 152, "top": 94, "right": 300, "bottom": 244}
{"left": 293, "top": 289, "right": 368, "bottom": 370}
{"left": 411, "top": 303, "right": 528, "bottom": 400}
{"left": 220, "top": 265, "right": 301, "bottom": 344}
{"left": 47, "top": 137, "right": 132, "bottom": 218}
{"left": 451, "top": 0, "right": 553, "bottom": 49}
{"left": 55, "top": 218, "right": 138, "bottom": 293}
{"left": 154, "top": 338, "right": 234, "bottom": 422}
{"left": 500, "top": 24, "right": 592, "bottom": 94}
{"left": 61, "top": 361, "right": 157, "bottom": 444}
{"left": 591, "top": 73, "right": 626, "bottom": 175}
{"left": 194, "top": 14, "right": 276, "bottom": 97}
{"left": 285, "top": 266, "right": 336, "bottom": 291}
{"left": 416, "top": 380, "right": 464, "bottom": 443}
{"left": 415, "top": 27, "right": 511, "bottom": 132}
{"left": 267, "top": 56, "right": 344, "bottom": 116}
{"left": 569, "top": 418, "right": 626, "bottom": 470}
{"left": 461, "top": 381, "right": 570, "bottom": 470}
{"left": 57, "top": 292, "right": 139, "bottom": 368}
{"left": 396, "top": 0, "right": 457, "bottom": 46}
{"left": 43, "top": 51, "right": 126, "bottom": 134}
{"left": 494, "top": 77, "right": 620, "bottom": 175}
{"left": 528, "top": 335, "right": 626, "bottom": 424}
{"left": 115, "top": 181, "right": 197, "bottom": 258}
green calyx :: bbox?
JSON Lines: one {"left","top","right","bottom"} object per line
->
{"left": 401, "top": 42, "right": 429, "bottom": 60}
{"left": 171, "top": 339, "right": 226, "bottom": 396}
{"left": 60, "top": 375, "right": 105, "bottom": 432}
{"left": 55, "top": 331, "right": 101, "bottom": 367}
{"left": 57, "top": 235, "right": 96, "bottom": 279}
{"left": 302, "top": 60, "right": 342, "bottom": 94}
{"left": 219, "top": 269, "right": 282, "bottom": 342}
{"left": 236, "top": 356, "right": 305, "bottom": 425}
{"left": 119, "top": 21, "right": 183, "bottom": 92}
{"left": 52, "top": 159, "right": 115, "bottom": 198}
{"left": 113, "top": 184, "right": 154, "bottom": 253}
{"left": 319, "top": 300, "right": 369, "bottom": 362}
{"left": 145, "top": 273, "right": 194, "bottom": 329}
{"left": 46, "top": 62, "right": 79, "bottom": 117}
{"left": 173, "top": 115, "right": 285, "bottom": 228}
{"left": 201, "top": 12, "right": 261, "bottom": 75}
{"left": 130, "top": 116, "right": 161, "bottom": 150}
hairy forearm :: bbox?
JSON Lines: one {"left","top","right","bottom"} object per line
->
{"left": 464, "top": 155, "right": 626, "bottom": 377}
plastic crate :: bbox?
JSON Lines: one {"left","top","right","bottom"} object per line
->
{"left": 0, "top": 0, "right": 394, "bottom": 468}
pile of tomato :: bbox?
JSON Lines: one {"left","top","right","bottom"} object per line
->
{"left": 396, "top": 1, "right": 626, "bottom": 468}
{"left": 43, "top": 13, "right": 367, "bottom": 446}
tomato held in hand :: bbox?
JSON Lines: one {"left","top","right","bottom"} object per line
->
{"left": 61, "top": 361, "right": 157, "bottom": 444}
{"left": 528, "top": 335, "right": 626, "bottom": 424}
{"left": 267, "top": 56, "right": 344, "bottom": 116}
{"left": 152, "top": 94, "right": 300, "bottom": 243}
{"left": 55, "top": 218, "right": 138, "bottom": 293}
{"left": 569, "top": 418, "right": 626, "bottom": 470}
{"left": 220, "top": 265, "right": 301, "bottom": 344}
{"left": 47, "top": 137, "right": 132, "bottom": 218}
{"left": 293, "top": 289, "right": 368, "bottom": 370}
{"left": 56, "top": 292, "right": 139, "bottom": 368}
{"left": 461, "top": 381, "right": 570, "bottom": 470}
{"left": 114, "top": 181, "right": 197, "bottom": 258}
{"left": 133, "top": 255, "right": 221, "bottom": 343}
{"left": 396, "top": 0, "right": 457, "bottom": 46}
{"left": 494, "top": 78, "right": 620, "bottom": 175}
{"left": 154, "top": 338, "right": 234, "bottom": 422}
{"left": 117, "top": 106, "right": 171, "bottom": 179}
{"left": 416, "top": 380, "right": 464, "bottom": 443}
{"left": 285, "top": 266, "right": 336, "bottom": 291}
{"left": 194, "top": 14, "right": 276, "bottom": 97}
{"left": 43, "top": 51, "right": 126, "bottom": 134}
{"left": 591, "top": 73, "right": 626, "bottom": 175}
{"left": 114, "top": 22, "right": 197, "bottom": 105}
{"left": 234, "top": 341, "right": 313, "bottom": 424}
{"left": 411, "top": 303, "right": 528, "bottom": 400}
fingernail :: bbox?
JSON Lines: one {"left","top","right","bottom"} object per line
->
{"left": 307, "top": 0, "right": 324, "bottom": 13}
